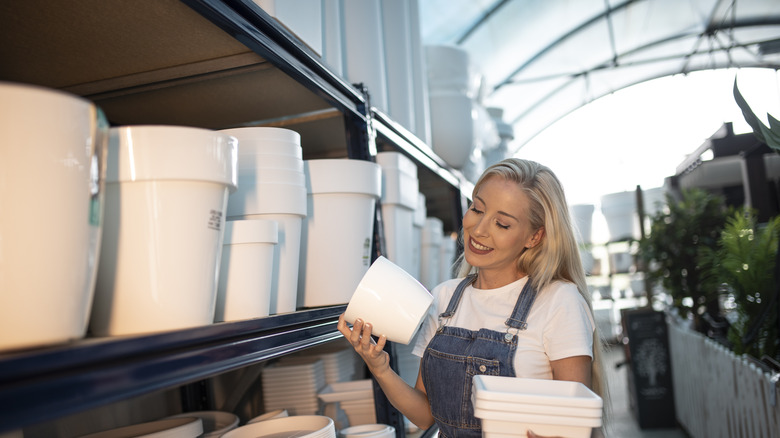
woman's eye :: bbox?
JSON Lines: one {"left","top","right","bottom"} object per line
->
{"left": 470, "top": 207, "right": 483, "bottom": 214}
{"left": 496, "top": 222, "right": 510, "bottom": 230}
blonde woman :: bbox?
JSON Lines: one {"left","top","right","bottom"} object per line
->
{"left": 339, "top": 158, "right": 608, "bottom": 437}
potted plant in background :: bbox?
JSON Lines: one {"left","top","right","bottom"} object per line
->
{"left": 699, "top": 209, "right": 780, "bottom": 361}
{"left": 638, "top": 188, "right": 730, "bottom": 334}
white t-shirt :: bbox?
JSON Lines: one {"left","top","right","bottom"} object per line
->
{"left": 411, "top": 276, "right": 595, "bottom": 380}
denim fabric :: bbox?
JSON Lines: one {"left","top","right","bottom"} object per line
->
{"left": 421, "top": 276, "right": 538, "bottom": 438}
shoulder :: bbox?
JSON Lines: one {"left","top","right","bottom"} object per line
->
{"left": 535, "top": 280, "right": 589, "bottom": 313}
{"left": 539, "top": 280, "right": 584, "bottom": 301}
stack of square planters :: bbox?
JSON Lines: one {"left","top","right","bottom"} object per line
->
{"left": 472, "top": 375, "right": 602, "bottom": 438}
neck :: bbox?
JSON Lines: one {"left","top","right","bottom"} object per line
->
{"left": 474, "top": 270, "right": 526, "bottom": 290}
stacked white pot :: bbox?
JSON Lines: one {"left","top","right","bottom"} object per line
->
{"left": 375, "top": 151, "right": 419, "bottom": 276}
{"left": 472, "top": 375, "right": 602, "bottom": 438}
{"left": 420, "top": 217, "right": 443, "bottom": 290}
{"left": 426, "top": 45, "right": 480, "bottom": 169}
{"left": 215, "top": 219, "right": 278, "bottom": 322}
{"left": 341, "top": 0, "right": 388, "bottom": 113}
{"left": 410, "top": 193, "right": 427, "bottom": 280}
{"left": 439, "top": 233, "right": 456, "bottom": 282}
{"left": 600, "top": 191, "right": 640, "bottom": 242}
{"left": 222, "top": 127, "right": 306, "bottom": 315}
{"left": 299, "top": 159, "right": 381, "bottom": 308}
{"left": 0, "top": 82, "right": 108, "bottom": 351}
{"left": 569, "top": 204, "right": 595, "bottom": 245}
{"left": 91, "top": 126, "right": 237, "bottom": 336}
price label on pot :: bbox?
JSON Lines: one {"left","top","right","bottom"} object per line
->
{"left": 207, "top": 209, "right": 223, "bottom": 231}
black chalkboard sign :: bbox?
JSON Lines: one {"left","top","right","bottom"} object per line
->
{"left": 622, "top": 307, "right": 677, "bottom": 429}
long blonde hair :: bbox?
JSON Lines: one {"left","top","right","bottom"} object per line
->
{"left": 455, "top": 158, "right": 610, "bottom": 421}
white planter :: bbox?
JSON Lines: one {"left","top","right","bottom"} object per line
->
{"left": 299, "top": 159, "right": 382, "bottom": 308}
{"left": 215, "top": 219, "right": 278, "bottom": 322}
{"left": 376, "top": 152, "right": 419, "bottom": 274}
{"left": 0, "top": 82, "right": 108, "bottom": 351}
{"left": 600, "top": 191, "right": 639, "bottom": 242}
{"left": 420, "top": 217, "right": 443, "bottom": 290}
{"left": 91, "top": 126, "right": 237, "bottom": 336}
{"left": 569, "top": 204, "right": 595, "bottom": 245}
{"left": 224, "top": 127, "right": 306, "bottom": 315}
{"left": 342, "top": 0, "right": 388, "bottom": 112}
{"left": 429, "top": 90, "right": 477, "bottom": 169}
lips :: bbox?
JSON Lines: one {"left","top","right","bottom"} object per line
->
{"left": 468, "top": 238, "right": 493, "bottom": 255}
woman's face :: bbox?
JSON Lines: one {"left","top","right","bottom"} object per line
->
{"left": 462, "top": 175, "right": 541, "bottom": 277}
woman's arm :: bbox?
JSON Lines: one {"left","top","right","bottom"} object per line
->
{"left": 550, "top": 355, "right": 592, "bottom": 388}
{"left": 337, "top": 314, "right": 435, "bottom": 429}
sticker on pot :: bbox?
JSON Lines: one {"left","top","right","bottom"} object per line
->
{"left": 208, "top": 209, "right": 223, "bottom": 231}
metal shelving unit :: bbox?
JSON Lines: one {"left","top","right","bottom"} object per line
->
{"left": 0, "top": 306, "right": 344, "bottom": 432}
{"left": 0, "top": 0, "right": 468, "bottom": 435}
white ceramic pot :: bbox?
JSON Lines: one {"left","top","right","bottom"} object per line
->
{"left": 91, "top": 126, "right": 237, "bottom": 336}
{"left": 344, "top": 256, "right": 433, "bottom": 344}
{"left": 299, "top": 159, "right": 382, "bottom": 308}
{"left": 342, "top": 0, "right": 388, "bottom": 112}
{"left": 247, "top": 409, "right": 288, "bottom": 424}
{"left": 420, "top": 217, "right": 443, "bottom": 290}
{"left": 215, "top": 219, "right": 278, "bottom": 322}
{"left": 222, "top": 127, "right": 302, "bottom": 158}
{"left": 167, "top": 411, "right": 239, "bottom": 438}
{"left": 439, "top": 234, "right": 456, "bottom": 281}
{"left": 223, "top": 127, "right": 306, "bottom": 315}
{"left": 78, "top": 417, "right": 203, "bottom": 438}
{"left": 600, "top": 191, "right": 639, "bottom": 242}
{"left": 429, "top": 91, "right": 477, "bottom": 169}
{"left": 380, "top": 0, "right": 415, "bottom": 131}
{"left": 339, "top": 424, "right": 395, "bottom": 438}
{"left": 376, "top": 152, "right": 419, "bottom": 275}
{"left": 223, "top": 415, "right": 335, "bottom": 438}
{"left": 425, "top": 45, "right": 472, "bottom": 95}
{"left": 569, "top": 204, "right": 595, "bottom": 245}
{"left": 0, "top": 82, "right": 108, "bottom": 351}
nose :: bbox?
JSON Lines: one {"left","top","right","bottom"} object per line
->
{"left": 471, "top": 214, "right": 489, "bottom": 237}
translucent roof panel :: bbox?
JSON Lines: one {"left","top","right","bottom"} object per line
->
{"left": 419, "top": 0, "right": 780, "bottom": 151}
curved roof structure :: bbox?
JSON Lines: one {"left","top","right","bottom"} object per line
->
{"left": 419, "top": 0, "right": 780, "bottom": 152}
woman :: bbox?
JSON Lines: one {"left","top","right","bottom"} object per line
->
{"left": 338, "top": 158, "right": 608, "bottom": 437}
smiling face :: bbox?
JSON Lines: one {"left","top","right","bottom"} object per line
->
{"left": 462, "top": 175, "right": 543, "bottom": 285}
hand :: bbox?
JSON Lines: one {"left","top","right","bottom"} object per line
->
{"left": 337, "top": 313, "right": 390, "bottom": 374}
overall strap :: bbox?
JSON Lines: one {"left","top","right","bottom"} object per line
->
{"left": 439, "top": 274, "right": 477, "bottom": 319}
{"left": 505, "top": 278, "right": 538, "bottom": 330}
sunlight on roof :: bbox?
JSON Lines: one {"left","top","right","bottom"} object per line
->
{"left": 517, "top": 68, "right": 780, "bottom": 206}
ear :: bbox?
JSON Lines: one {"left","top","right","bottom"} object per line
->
{"left": 526, "top": 227, "right": 545, "bottom": 248}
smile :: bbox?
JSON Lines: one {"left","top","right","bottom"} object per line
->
{"left": 470, "top": 238, "right": 492, "bottom": 252}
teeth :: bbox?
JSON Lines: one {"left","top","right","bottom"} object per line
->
{"left": 471, "top": 239, "right": 491, "bottom": 251}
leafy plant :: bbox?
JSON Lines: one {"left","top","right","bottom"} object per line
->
{"left": 638, "top": 188, "right": 729, "bottom": 332}
{"left": 701, "top": 210, "right": 780, "bottom": 360}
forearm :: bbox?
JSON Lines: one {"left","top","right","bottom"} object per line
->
{"left": 369, "top": 363, "right": 434, "bottom": 429}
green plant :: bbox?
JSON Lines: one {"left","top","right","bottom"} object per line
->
{"left": 701, "top": 209, "right": 780, "bottom": 360}
{"left": 638, "top": 188, "right": 729, "bottom": 332}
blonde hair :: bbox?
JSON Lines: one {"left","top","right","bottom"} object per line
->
{"left": 455, "top": 158, "right": 610, "bottom": 423}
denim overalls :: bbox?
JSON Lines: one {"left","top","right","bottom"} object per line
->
{"left": 421, "top": 274, "right": 538, "bottom": 438}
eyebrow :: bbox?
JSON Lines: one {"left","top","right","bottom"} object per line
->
{"left": 474, "top": 195, "right": 520, "bottom": 222}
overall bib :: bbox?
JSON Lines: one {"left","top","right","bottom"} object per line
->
{"left": 421, "top": 274, "right": 538, "bottom": 438}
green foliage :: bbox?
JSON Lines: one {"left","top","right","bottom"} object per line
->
{"left": 703, "top": 210, "right": 780, "bottom": 359}
{"left": 639, "top": 188, "right": 729, "bottom": 329}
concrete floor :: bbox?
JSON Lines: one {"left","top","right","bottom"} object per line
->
{"left": 603, "top": 344, "right": 689, "bottom": 438}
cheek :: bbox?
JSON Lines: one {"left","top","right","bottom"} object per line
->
{"left": 461, "top": 211, "right": 476, "bottom": 230}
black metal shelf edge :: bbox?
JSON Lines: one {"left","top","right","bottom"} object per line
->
{"left": 0, "top": 306, "right": 346, "bottom": 432}
{"left": 182, "top": 0, "right": 367, "bottom": 122}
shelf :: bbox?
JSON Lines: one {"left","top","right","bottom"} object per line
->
{"left": 0, "top": 306, "right": 345, "bottom": 432}
{"left": 0, "top": 0, "right": 364, "bottom": 156}
{"left": 0, "top": 1, "right": 466, "bottom": 435}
